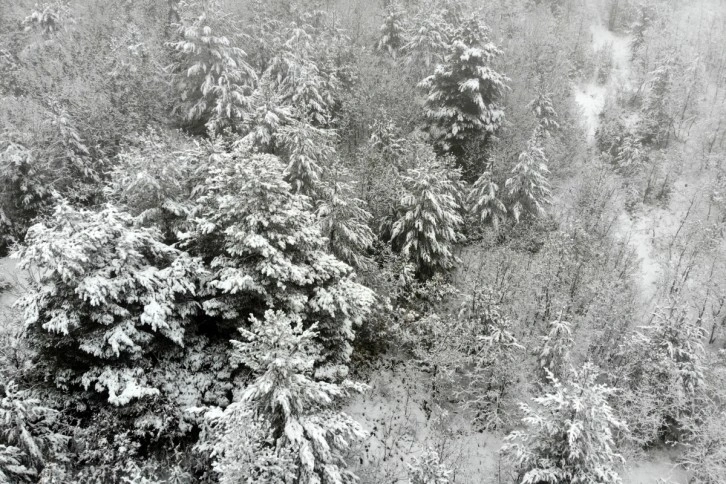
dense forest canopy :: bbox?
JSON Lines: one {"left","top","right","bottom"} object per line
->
{"left": 1, "top": 0, "right": 726, "bottom": 482}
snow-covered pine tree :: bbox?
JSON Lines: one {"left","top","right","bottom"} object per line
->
{"left": 456, "top": 289, "right": 525, "bottom": 430}
{"left": 196, "top": 403, "right": 296, "bottom": 484}
{"left": 391, "top": 159, "right": 464, "bottom": 279}
{"left": 501, "top": 363, "right": 627, "bottom": 484}
{"left": 505, "top": 137, "right": 552, "bottom": 222}
{"left": 639, "top": 62, "right": 672, "bottom": 147}
{"left": 316, "top": 169, "right": 375, "bottom": 270}
{"left": 403, "top": 11, "right": 449, "bottom": 77}
{"left": 528, "top": 90, "right": 560, "bottom": 137}
{"left": 534, "top": 317, "right": 573, "bottom": 383}
{"left": 105, "top": 129, "right": 200, "bottom": 241}
{"left": 277, "top": 120, "right": 335, "bottom": 196}
{"left": 369, "top": 119, "right": 406, "bottom": 167}
{"left": 15, "top": 202, "right": 203, "bottom": 405}
{"left": 230, "top": 310, "right": 367, "bottom": 484}
{"left": 0, "top": 381, "right": 68, "bottom": 482}
{"left": 376, "top": 3, "right": 407, "bottom": 58}
{"left": 168, "top": 0, "right": 257, "bottom": 134}
{"left": 419, "top": 18, "right": 508, "bottom": 160}
{"left": 184, "top": 147, "right": 374, "bottom": 369}
{"left": 616, "top": 304, "right": 706, "bottom": 446}
{"left": 468, "top": 170, "right": 507, "bottom": 231}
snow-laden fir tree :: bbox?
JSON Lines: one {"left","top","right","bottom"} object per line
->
{"left": 616, "top": 304, "right": 706, "bottom": 446}
{"left": 316, "top": 169, "right": 375, "bottom": 270}
{"left": 456, "top": 289, "right": 525, "bottom": 430}
{"left": 403, "top": 11, "right": 449, "bottom": 76}
{"left": 369, "top": 119, "right": 406, "bottom": 167}
{"left": 258, "top": 21, "right": 341, "bottom": 127}
{"left": 376, "top": 3, "right": 407, "bottom": 58}
{"left": 419, "top": 18, "right": 509, "bottom": 160}
{"left": 228, "top": 310, "right": 367, "bottom": 484}
{"left": 505, "top": 137, "right": 552, "bottom": 222}
{"left": 639, "top": 62, "right": 672, "bottom": 146}
{"left": 196, "top": 403, "right": 296, "bottom": 484}
{"left": 184, "top": 147, "right": 374, "bottom": 370}
{"left": 0, "top": 381, "right": 68, "bottom": 482}
{"left": 528, "top": 90, "right": 560, "bottom": 137}
{"left": 277, "top": 120, "right": 336, "bottom": 196}
{"left": 501, "top": 363, "right": 627, "bottom": 484}
{"left": 468, "top": 170, "right": 507, "bottom": 231}
{"left": 168, "top": 0, "right": 257, "bottom": 134}
{"left": 534, "top": 317, "right": 573, "bottom": 383}
{"left": 391, "top": 158, "right": 464, "bottom": 279}
{"left": 105, "top": 129, "right": 200, "bottom": 241}
{"left": 16, "top": 202, "right": 203, "bottom": 405}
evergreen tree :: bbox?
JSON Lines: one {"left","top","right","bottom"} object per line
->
{"left": 457, "top": 289, "right": 525, "bottom": 430}
{"left": 534, "top": 317, "right": 573, "bottom": 383}
{"left": 317, "top": 170, "right": 375, "bottom": 270}
{"left": 230, "top": 310, "right": 367, "bottom": 484}
{"left": 468, "top": 170, "right": 507, "bottom": 231}
{"left": 528, "top": 90, "right": 560, "bottom": 136}
{"left": 391, "top": 160, "right": 464, "bottom": 279}
{"left": 277, "top": 120, "right": 335, "bottom": 196}
{"left": 403, "top": 11, "right": 449, "bottom": 76}
{"left": 505, "top": 138, "right": 552, "bottom": 222}
{"left": 419, "top": 19, "right": 508, "bottom": 160}
{"left": 0, "top": 382, "right": 68, "bottom": 482}
{"left": 184, "top": 147, "right": 374, "bottom": 369}
{"left": 16, "top": 202, "right": 203, "bottom": 405}
{"left": 638, "top": 62, "right": 672, "bottom": 146}
{"left": 616, "top": 304, "right": 706, "bottom": 446}
{"left": 501, "top": 364, "right": 627, "bottom": 484}
{"left": 376, "top": 3, "right": 407, "bottom": 58}
{"left": 168, "top": 0, "right": 257, "bottom": 134}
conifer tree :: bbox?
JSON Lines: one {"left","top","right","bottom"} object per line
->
{"left": 403, "top": 11, "right": 449, "bottom": 76}
{"left": 505, "top": 138, "right": 552, "bottom": 222}
{"left": 502, "top": 364, "right": 627, "bottom": 484}
{"left": 419, "top": 19, "right": 508, "bottom": 160}
{"left": 168, "top": 0, "right": 257, "bottom": 134}
{"left": 528, "top": 90, "right": 560, "bottom": 137}
{"left": 391, "top": 159, "right": 464, "bottom": 279}
{"left": 0, "top": 382, "right": 68, "bottom": 482}
{"left": 16, "top": 202, "right": 203, "bottom": 405}
{"left": 534, "top": 317, "right": 573, "bottom": 383}
{"left": 468, "top": 170, "right": 507, "bottom": 231}
{"left": 376, "top": 3, "right": 407, "bottom": 58}
{"left": 230, "top": 310, "right": 367, "bottom": 484}
{"left": 185, "top": 148, "right": 374, "bottom": 368}
{"left": 639, "top": 62, "right": 672, "bottom": 146}
{"left": 317, "top": 170, "right": 375, "bottom": 270}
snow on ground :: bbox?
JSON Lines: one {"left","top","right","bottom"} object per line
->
{"left": 0, "top": 256, "right": 22, "bottom": 310}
